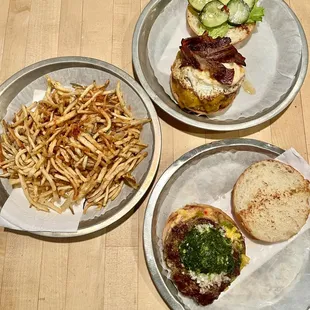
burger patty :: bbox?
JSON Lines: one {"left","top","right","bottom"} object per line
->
{"left": 171, "top": 76, "right": 238, "bottom": 114}
{"left": 170, "top": 54, "right": 245, "bottom": 115}
{"left": 164, "top": 217, "right": 244, "bottom": 306}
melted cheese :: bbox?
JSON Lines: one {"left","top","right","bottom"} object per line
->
{"left": 240, "top": 254, "right": 250, "bottom": 270}
{"left": 172, "top": 57, "right": 245, "bottom": 99}
{"left": 225, "top": 226, "right": 242, "bottom": 242}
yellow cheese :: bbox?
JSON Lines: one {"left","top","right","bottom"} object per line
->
{"left": 240, "top": 254, "right": 250, "bottom": 270}
{"left": 225, "top": 226, "right": 241, "bottom": 242}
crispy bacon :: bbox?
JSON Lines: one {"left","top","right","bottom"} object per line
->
{"left": 180, "top": 33, "right": 246, "bottom": 85}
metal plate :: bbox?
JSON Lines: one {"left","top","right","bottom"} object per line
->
{"left": 0, "top": 56, "right": 161, "bottom": 238}
{"left": 143, "top": 139, "right": 310, "bottom": 309}
{"left": 133, "top": 0, "right": 308, "bottom": 131}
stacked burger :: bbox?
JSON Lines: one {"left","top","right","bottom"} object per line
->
{"left": 170, "top": 0, "right": 264, "bottom": 115}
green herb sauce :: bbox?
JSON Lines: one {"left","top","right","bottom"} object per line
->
{"left": 179, "top": 226, "right": 235, "bottom": 274}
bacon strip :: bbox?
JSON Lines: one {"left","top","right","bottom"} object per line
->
{"left": 180, "top": 33, "right": 246, "bottom": 85}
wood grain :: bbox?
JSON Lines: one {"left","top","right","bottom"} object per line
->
{"left": 0, "top": 0, "right": 10, "bottom": 298}
{"left": 81, "top": 0, "right": 113, "bottom": 61}
{"left": 104, "top": 247, "right": 138, "bottom": 310}
{"left": 173, "top": 128, "right": 205, "bottom": 160}
{"left": 0, "top": 234, "right": 42, "bottom": 310}
{"left": 0, "top": 0, "right": 309, "bottom": 309}
{"left": 106, "top": 211, "right": 139, "bottom": 247}
{"left": 105, "top": 0, "right": 141, "bottom": 251}
{"left": 38, "top": 241, "right": 68, "bottom": 310}
{"left": 112, "top": 0, "right": 140, "bottom": 74}
{"left": 0, "top": 0, "right": 32, "bottom": 82}
{"left": 289, "top": 1, "right": 310, "bottom": 160}
{"left": 0, "top": 227, "right": 6, "bottom": 298}
{"left": 271, "top": 95, "right": 307, "bottom": 158}
{"left": 25, "top": 0, "right": 61, "bottom": 65}
{"left": 137, "top": 118, "right": 173, "bottom": 310}
{"left": 57, "top": 0, "right": 83, "bottom": 56}
{"left": 65, "top": 236, "right": 105, "bottom": 310}
{"left": 0, "top": 0, "right": 9, "bottom": 73}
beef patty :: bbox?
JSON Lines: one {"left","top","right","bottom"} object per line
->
{"left": 163, "top": 214, "right": 245, "bottom": 306}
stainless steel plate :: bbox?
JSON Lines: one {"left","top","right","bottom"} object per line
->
{"left": 144, "top": 139, "right": 310, "bottom": 309}
{"left": 133, "top": 0, "right": 308, "bottom": 131}
{"left": 0, "top": 56, "right": 161, "bottom": 237}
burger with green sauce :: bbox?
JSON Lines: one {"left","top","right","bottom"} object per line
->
{"left": 187, "top": 0, "right": 265, "bottom": 44}
{"left": 163, "top": 204, "right": 249, "bottom": 305}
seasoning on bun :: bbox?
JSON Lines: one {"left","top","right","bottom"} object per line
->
{"left": 232, "top": 160, "right": 310, "bottom": 243}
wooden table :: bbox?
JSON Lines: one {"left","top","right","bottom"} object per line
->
{"left": 0, "top": 0, "right": 308, "bottom": 309}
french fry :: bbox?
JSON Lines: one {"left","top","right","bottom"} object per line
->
{"left": 0, "top": 77, "right": 151, "bottom": 214}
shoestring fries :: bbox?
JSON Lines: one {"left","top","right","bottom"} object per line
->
{"left": 0, "top": 77, "right": 151, "bottom": 214}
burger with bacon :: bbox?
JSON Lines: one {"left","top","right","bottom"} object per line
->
{"left": 171, "top": 33, "right": 246, "bottom": 115}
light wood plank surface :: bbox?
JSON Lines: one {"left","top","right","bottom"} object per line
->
{"left": 0, "top": 0, "right": 309, "bottom": 309}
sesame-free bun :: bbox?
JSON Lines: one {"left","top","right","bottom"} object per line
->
{"left": 187, "top": 5, "right": 256, "bottom": 45}
{"left": 232, "top": 160, "right": 310, "bottom": 243}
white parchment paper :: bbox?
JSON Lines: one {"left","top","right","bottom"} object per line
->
{"left": 0, "top": 68, "right": 153, "bottom": 232}
{"left": 148, "top": 0, "right": 302, "bottom": 121}
{"left": 157, "top": 148, "right": 310, "bottom": 309}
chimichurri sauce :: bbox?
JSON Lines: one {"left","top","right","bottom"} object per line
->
{"left": 179, "top": 226, "right": 235, "bottom": 274}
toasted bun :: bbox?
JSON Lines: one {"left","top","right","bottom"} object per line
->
{"left": 163, "top": 204, "right": 236, "bottom": 242}
{"left": 187, "top": 5, "right": 256, "bottom": 45}
{"left": 232, "top": 160, "right": 310, "bottom": 243}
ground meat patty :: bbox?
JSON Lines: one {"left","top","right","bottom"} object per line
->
{"left": 163, "top": 216, "right": 244, "bottom": 306}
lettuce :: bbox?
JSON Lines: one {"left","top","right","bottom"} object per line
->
{"left": 206, "top": 23, "right": 229, "bottom": 38}
{"left": 203, "top": 0, "right": 264, "bottom": 38}
{"left": 247, "top": 1, "right": 265, "bottom": 23}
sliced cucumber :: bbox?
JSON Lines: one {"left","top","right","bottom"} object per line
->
{"left": 199, "top": 0, "right": 229, "bottom": 28}
{"left": 243, "top": 0, "right": 255, "bottom": 10}
{"left": 219, "top": 0, "right": 230, "bottom": 5}
{"left": 227, "top": 0, "right": 250, "bottom": 25}
{"left": 189, "top": 0, "right": 213, "bottom": 12}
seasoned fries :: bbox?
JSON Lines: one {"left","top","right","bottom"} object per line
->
{"left": 0, "top": 77, "right": 151, "bottom": 214}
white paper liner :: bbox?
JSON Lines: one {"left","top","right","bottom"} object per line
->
{"left": 211, "top": 230, "right": 310, "bottom": 310}
{"left": 0, "top": 68, "right": 153, "bottom": 232}
{"left": 148, "top": 0, "right": 302, "bottom": 121}
{"left": 156, "top": 148, "right": 310, "bottom": 309}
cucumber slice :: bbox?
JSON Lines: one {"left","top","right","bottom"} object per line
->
{"left": 199, "top": 1, "right": 229, "bottom": 28}
{"left": 243, "top": 0, "right": 255, "bottom": 10}
{"left": 189, "top": 0, "right": 213, "bottom": 12}
{"left": 219, "top": 0, "right": 230, "bottom": 4}
{"left": 227, "top": 0, "right": 250, "bottom": 25}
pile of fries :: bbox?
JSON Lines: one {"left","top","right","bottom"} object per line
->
{"left": 0, "top": 77, "right": 151, "bottom": 214}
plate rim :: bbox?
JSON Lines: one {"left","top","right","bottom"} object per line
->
{"left": 0, "top": 56, "right": 162, "bottom": 238}
{"left": 143, "top": 138, "right": 284, "bottom": 309}
{"left": 133, "top": 0, "right": 309, "bottom": 131}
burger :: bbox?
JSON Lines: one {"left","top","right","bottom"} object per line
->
{"left": 163, "top": 204, "right": 249, "bottom": 306}
{"left": 187, "top": 0, "right": 265, "bottom": 45}
{"left": 171, "top": 33, "right": 246, "bottom": 115}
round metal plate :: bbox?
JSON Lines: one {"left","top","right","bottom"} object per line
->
{"left": 133, "top": 0, "right": 308, "bottom": 131}
{"left": 0, "top": 56, "right": 162, "bottom": 238}
{"left": 144, "top": 139, "right": 286, "bottom": 309}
